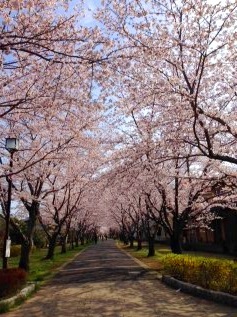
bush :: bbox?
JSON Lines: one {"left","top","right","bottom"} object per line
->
{"left": 10, "top": 245, "right": 21, "bottom": 257}
{"left": 162, "top": 254, "right": 237, "bottom": 295}
{"left": 0, "top": 268, "right": 27, "bottom": 299}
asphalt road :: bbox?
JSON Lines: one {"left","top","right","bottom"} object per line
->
{"left": 3, "top": 240, "right": 237, "bottom": 317}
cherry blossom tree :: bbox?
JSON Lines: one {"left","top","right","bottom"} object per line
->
{"left": 0, "top": 87, "right": 104, "bottom": 270}
{"left": 39, "top": 180, "right": 82, "bottom": 259}
{"left": 1, "top": 0, "right": 236, "bottom": 271}
{"left": 0, "top": 0, "right": 107, "bottom": 268}
{"left": 92, "top": 1, "right": 237, "bottom": 254}
{"left": 0, "top": 0, "right": 106, "bottom": 119}
{"left": 98, "top": 0, "right": 237, "bottom": 167}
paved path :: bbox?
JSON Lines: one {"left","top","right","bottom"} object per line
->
{"left": 3, "top": 240, "right": 237, "bottom": 317}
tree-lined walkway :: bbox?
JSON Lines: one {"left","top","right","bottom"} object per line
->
{"left": 3, "top": 240, "right": 237, "bottom": 317}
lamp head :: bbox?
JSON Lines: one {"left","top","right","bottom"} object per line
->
{"left": 5, "top": 138, "right": 19, "bottom": 153}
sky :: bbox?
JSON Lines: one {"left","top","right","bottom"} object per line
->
{"left": 69, "top": 0, "right": 101, "bottom": 26}
{"left": 68, "top": 0, "right": 226, "bottom": 27}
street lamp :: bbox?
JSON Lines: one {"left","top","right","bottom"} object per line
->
{"left": 2, "top": 137, "right": 19, "bottom": 269}
{"left": 5, "top": 138, "right": 19, "bottom": 153}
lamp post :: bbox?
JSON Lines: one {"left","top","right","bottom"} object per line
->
{"left": 2, "top": 137, "right": 19, "bottom": 269}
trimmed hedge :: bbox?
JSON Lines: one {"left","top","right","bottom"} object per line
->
{"left": 162, "top": 254, "right": 237, "bottom": 295}
{"left": 0, "top": 268, "right": 27, "bottom": 299}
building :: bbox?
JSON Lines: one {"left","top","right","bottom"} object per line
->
{"left": 183, "top": 206, "right": 237, "bottom": 255}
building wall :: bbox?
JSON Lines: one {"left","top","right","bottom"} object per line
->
{"left": 182, "top": 207, "right": 237, "bottom": 255}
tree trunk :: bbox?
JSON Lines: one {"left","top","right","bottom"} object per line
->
{"left": 70, "top": 230, "right": 75, "bottom": 249}
{"left": 148, "top": 236, "right": 155, "bottom": 256}
{"left": 80, "top": 237, "right": 85, "bottom": 245}
{"left": 129, "top": 238, "right": 134, "bottom": 248}
{"left": 137, "top": 238, "right": 142, "bottom": 251}
{"left": 19, "top": 239, "right": 31, "bottom": 271}
{"left": 120, "top": 232, "right": 128, "bottom": 245}
{"left": 19, "top": 202, "right": 39, "bottom": 271}
{"left": 170, "top": 234, "right": 182, "bottom": 254}
{"left": 61, "top": 236, "right": 67, "bottom": 253}
{"left": 75, "top": 235, "right": 79, "bottom": 247}
{"left": 45, "top": 234, "right": 58, "bottom": 259}
{"left": 170, "top": 218, "right": 183, "bottom": 254}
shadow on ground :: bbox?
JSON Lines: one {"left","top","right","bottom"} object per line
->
{"left": 4, "top": 241, "right": 237, "bottom": 317}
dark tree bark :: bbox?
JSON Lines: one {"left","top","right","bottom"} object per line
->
{"left": 45, "top": 233, "right": 58, "bottom": 260}
{"left": 148, "top": 236, "right": 155, "bottom": 257}
{"left": 19, "top": 201, "right": 39, "bottom": 271}
{"left": 80, "top": 236, "right": 85, "bottom": 245}
{"left": 170, "top": 234, "right": 182, "bottom": 254}
{"left": 75, "top": 234, "right": 79, "bottom": 247}
{"left": 129, "top": 237, "right": 134, "bottom": 248}
{"left": 19, "top": 240, "right": 31, "bottom": 271}
{"left": 137, "top": 238, "right": 142, "bottom": 251}
{"left": 61, "top": 235, "right": 67, "bottom": 254}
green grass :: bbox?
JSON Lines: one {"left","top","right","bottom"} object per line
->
{"left": 120, "top": 242, "right": 237, "bottom": 273}
{"left": 0, "top": 244, "right": 90, "bottom": 313}
{"left": 121, "top": 243, "right": 170, "bottom": 259}
{"left": 184, "top": 250, "right": 237, "bottom": 260}
{"left": 130, "top": 242, "right": 237, "bottom": 259}
{"left": 0, "top": 302, "right": 9, "bottom": 314}
{"left": 1, "top": 244, "right": 90, "bottom": 282}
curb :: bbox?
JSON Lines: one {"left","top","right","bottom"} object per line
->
{"left": 119, "top": 247, "right": 151, "bottom": 270}
{"left": 162, "top": 275, "right": 237, "bottom": 307}
{"left": 116, "top": 242, "right": 150, "bottom": 270}
{"left": 0, "top": 245, "right": 90, "bottom": 312}
{"left": 0, "top": 283, "right": 36, "bottom": 308}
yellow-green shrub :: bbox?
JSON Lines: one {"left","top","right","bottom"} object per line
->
{"left": 10, "top": 245, "right": 21, "bottom": 257}
{"left": 10, "top": 244, "right": 37, "bottom": 257}
{"left": 162, "top": 254, "right": 237, "bottom": 295}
